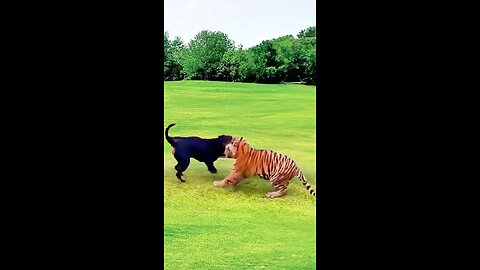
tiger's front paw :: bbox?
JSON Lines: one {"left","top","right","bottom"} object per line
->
{"left": 213, "top": 180, "right": 225, "bottom": 188}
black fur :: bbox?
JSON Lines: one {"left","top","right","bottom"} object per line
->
{"left": 165, "top": 123, "right": 233, "bottom": 182}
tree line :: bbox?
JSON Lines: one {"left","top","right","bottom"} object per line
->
{"left": 164, "top": 27, "right": 316, "bottom": 85}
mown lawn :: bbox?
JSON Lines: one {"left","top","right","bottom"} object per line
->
{"left": 164, "top": 80, "right": 316, "bottom": 269}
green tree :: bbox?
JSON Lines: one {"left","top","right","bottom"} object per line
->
{"left": 297, "top": 26, "right": 316, "bottom": 38}
{"left": 271, "top": 35, "right": 303, "bottom": 82}
{"left": 249, "top": 40, "right": 281, "bottom": 83}
{"left": 219, "top": 50, "right": 242, "bottom": 81}
{"left": 181, "top": 30, "right": 235, "bottom": 80}
{"left": 298, "top": 37, "right": 316, "bottom": 85}
{"left": 237, "top": 50, "right": 256, "bottom": 82}
{"left": 163, "top": 27, "right": 316, "bottom": 85}
{"left": 164, "top": 32, "right": 171, "bottom": 79}
{"left": 164, "top": 32, "right": 186, "bottom": 80}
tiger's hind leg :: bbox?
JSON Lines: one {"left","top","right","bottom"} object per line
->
{"left": 266, "top": 177, "right": 289, "bottom": 198}
{"left": 266, "top": 187, "right": 287, "bottom": 198}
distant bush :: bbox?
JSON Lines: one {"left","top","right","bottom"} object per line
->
{"left": 164, "top": 27, "right": 316, "bottom": 85}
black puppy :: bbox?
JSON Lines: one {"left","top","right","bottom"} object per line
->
{"left": 165, "top": 123, "right": 234, "bottom": 182}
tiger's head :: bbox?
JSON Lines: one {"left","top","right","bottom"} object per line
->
{"left": 224, "top": 137, "right": 248, "bottom": 158}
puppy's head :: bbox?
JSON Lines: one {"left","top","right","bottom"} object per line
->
{"left": 224, "top": 137, "right": 244, "bottom": 158}
{"left": 216, "top": 135, "right": 234, "bottom": 157}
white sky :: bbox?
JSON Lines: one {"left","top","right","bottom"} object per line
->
{"left": 164, "top": 0, "right": 316, "bottom": 49}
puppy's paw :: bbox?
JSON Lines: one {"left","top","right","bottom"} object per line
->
{"left": 176, "top": 173, "right": 185, "bottom": 182}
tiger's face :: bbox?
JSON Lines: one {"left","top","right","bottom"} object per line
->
{"left": 224, "top": 137, "right": 243, "bottom": 158}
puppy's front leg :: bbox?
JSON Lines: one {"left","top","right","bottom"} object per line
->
{"left": 213, "top": 170, "right": 244, "bottom": 188}
{"left": 205, "top": 161, "right": 217, "bottom": 174}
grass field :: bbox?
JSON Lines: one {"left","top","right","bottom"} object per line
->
{"left": 164, "top": 81, "right": 316, "bottom": 269}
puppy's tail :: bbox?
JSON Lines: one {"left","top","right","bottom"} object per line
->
{"left": 165, "top": 123, "right": 176, "bottom": 147}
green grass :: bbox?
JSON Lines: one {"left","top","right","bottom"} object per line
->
{"left": 164, "top": 81, "right": 316, "bottom": 269}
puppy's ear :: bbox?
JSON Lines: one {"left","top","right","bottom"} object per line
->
{"left": 240, "top": 137, "right": 243, "bottom": 141}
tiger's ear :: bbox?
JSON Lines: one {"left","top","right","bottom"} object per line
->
{"left": 234, "top": 137, "right": 243, "bottom": 147}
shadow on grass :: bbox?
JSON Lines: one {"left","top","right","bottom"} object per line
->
{"left": 229, "top": 179, "right": 274, "bottom": 197}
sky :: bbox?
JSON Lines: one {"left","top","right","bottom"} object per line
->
{"left": 164, "top": 0, "right": 316, "bottom": 49}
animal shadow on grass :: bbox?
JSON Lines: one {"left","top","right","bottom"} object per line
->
{"left": 166, "top": 167, "right": 229, "bottom": 184}
{"left": 230, "top": 179, "right": 308, "bottom": 199}
{"left": 229, "top": 179, "right": 275, "bottom": 197}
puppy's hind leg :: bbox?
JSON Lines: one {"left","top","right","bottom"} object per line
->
{"left": 174, "top": 154, "right": 190, "bottom": 182}
{"left": 174, "top": 164, "right": 184, "bottom": 182}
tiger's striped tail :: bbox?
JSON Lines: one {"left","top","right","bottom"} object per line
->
{"left": 296, "top": 169, "right": 316, "bottom": 197}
